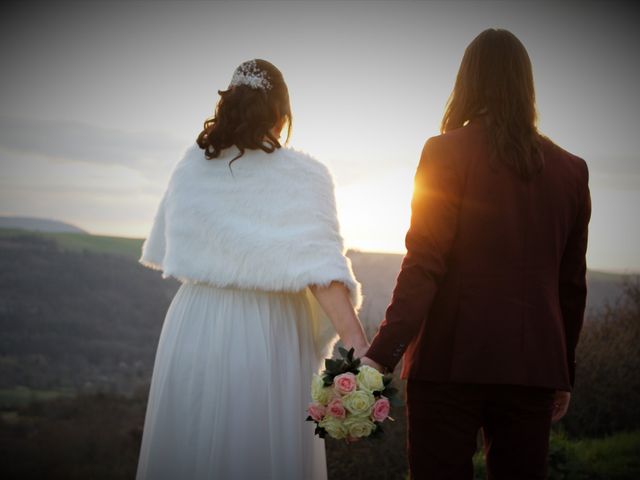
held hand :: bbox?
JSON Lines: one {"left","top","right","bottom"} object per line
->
{"left": 360, "top": 355, "right": 385, "bottom": 373}
{"left": 551, "top": 390, "right": 571, "bottom": 423}
{"left": 351, "top": 343, "right": 370, "bottom": 361}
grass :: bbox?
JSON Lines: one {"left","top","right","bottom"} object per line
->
{"left": 0, "top": 386, "right": 77, "bottom": 409}
{"left": 548, "top": 430, "right": 640, "bottom": 480}
{"left": 471, "top": 430, "right": 640, "bottom": 480}
{"left": 577, "top": 432, "right": 640, "bottom": 478}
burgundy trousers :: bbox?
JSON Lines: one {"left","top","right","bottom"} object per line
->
{"left": 405, "top": 379, "right": 556, "bottom": 480}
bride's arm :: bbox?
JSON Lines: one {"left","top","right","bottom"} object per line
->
{"left": 309, "top": 281, "right": 369, "bottom": 358}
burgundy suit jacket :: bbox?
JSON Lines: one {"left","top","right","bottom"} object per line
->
{"left": 366, "top": 119, "right": 591, "bottom": 391}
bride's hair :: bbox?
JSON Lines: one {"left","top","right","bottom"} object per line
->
{"left": 196, "top": 59, "right": 292, "bottom": 164}
{"left": 441, "top": 28, "right": 544, "bottom": 180}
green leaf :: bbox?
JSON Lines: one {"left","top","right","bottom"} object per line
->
{"left": 315, "top": 425, "right": 327, "bottom": 439}
{"left": 306, "top": 416, "right": 313, "bottom": 422}
{"left": 347, "top": 347, "right": 355, "bottom": 362}
{"left": 325, "top": 358, "right": 341, "bottom": 371}
{"left": 383, "top": 375, "right": 393, "bottom": 387}
{"left": 338, "top": 346, "right": 349, "bottom": 359}
{"left": 370, "top": 423, "right": 384, "bottom": 439}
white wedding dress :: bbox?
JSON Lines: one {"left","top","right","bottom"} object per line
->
{"left": 134, "top": 144, "right": 361, "bottom": 480}
{"left": 135, "top": 281, "right": 328, "bottom": 479}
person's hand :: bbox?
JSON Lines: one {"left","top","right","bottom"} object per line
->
{"left": 343, "top": 325, "right": 369, "bottom": 360}
{"left": 352, "top": 342, "right": 370, "bottom": 361}
{"left": 360, "top": 355, "right": 385, "bottom": 373}
{"left": 551, "top": 390, "right": 571, "bottom": 423}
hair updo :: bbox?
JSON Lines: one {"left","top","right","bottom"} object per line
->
{"left": 196, "top": 59, "right": 292, "bottom": 165}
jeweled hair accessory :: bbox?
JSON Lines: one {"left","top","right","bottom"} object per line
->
{"left": 229, "top": 60, "right": 272, "bottom": 92}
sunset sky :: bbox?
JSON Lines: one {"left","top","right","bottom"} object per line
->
{"left": 1, "top": 0, "right": 638, "bottom": 272}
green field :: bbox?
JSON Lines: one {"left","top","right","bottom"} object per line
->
{"left": 0, "top": 228, "right": 144, "bottom": 260}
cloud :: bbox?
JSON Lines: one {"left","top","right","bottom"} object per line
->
{"left": 0, "top": 115, "right": 188, "bottom": 175}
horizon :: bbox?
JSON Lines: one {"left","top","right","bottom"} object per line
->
{"left": 1, "top": 213, "right": 638, "bottom": 277}
{"left": 1, "top": 1, "right": 639, "bottom": 272}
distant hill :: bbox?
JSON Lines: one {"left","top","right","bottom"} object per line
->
{"left": 0, "top": 216, "right": 88, "bottom": 234}
{"left": 0, "top": 231, "right": 179, "bottom": 400}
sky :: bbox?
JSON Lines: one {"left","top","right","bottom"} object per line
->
{"left": 0, "top": 0, "right": 639, "bottom": 273}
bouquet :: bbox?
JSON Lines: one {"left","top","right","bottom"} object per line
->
{"left": 305, "top": 347, "right": 401, "bottom": 441}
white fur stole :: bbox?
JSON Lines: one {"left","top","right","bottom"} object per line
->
{"left": 139, "top": 143, "right": 362, "bottom": 364}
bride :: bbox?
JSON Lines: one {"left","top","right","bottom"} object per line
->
{"left": 135, "top": 59, "right": 369, "bottom": 480}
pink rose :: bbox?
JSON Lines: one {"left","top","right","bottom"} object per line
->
{"left": 307, "top": 402, "right": 326, "bottom": 422}
{"left": 326, "top": 397, "right": 347, "bottom": 419}
{"left": 372, "top": 397, "right": 390, "bottom": 422}
{"left": 333, "top": 372, "right": 357, "bottom": 395}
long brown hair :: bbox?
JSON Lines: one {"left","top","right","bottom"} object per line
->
{"left": 196, "top": 59, "right": 292, "bottom": 165}
{"left": 441, "top": 28, "right": 544, "bottom": 180}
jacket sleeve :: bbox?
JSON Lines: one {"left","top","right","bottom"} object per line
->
{"left": 366, "top": 136, "right": 463, "bottom": 372}
{"left": 559, "top": 159, "right": 591, "bottom": 390}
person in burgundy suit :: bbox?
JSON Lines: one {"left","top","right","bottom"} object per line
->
{"left": 362, "top": 28, "right": 591, "bottom": 480}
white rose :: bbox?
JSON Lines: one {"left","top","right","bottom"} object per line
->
{"left": 319, "top": 415, "right": 348, "bottom": 439}
{"left": 311, "top": 374, "right": 334, "bottom": 405}
{"left": 356, "top": 365, "right": 385, "bottom": 393}
{"left": 342, "top": 390, "right": 375, "bottom": 416}
{"left": 344, "top": 414, "right": 376, "bottom": 438}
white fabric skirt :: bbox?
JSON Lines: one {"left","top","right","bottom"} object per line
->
{"left": 135, "top": 281, "right": 328, "bottom": 480}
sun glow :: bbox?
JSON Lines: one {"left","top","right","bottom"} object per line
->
{"left": 335, "top": 169, "right": 415, "bottom": 254}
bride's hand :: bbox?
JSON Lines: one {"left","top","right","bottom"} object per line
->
{"left": 349, "top": 341, "right": 370, "bottom": 361}
{"left": 360, "top": 355, "right": 385, "bottom": 373}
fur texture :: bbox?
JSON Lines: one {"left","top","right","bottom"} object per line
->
{"left": 139, "top": 143, "right": 362, "bottom": 361}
